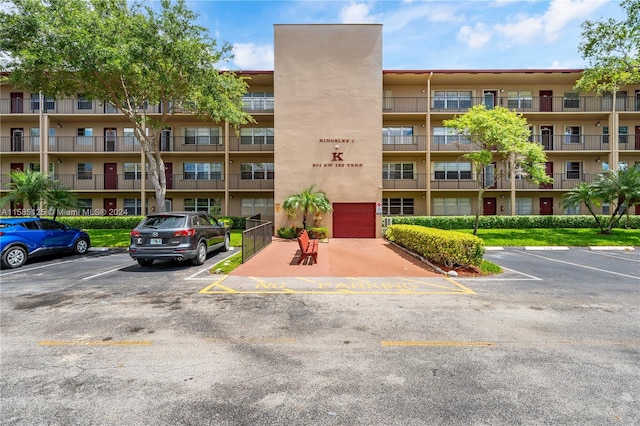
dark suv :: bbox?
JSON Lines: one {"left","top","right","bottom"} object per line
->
{"left": 129, "top": 212, "right": 230, "bottom": 267}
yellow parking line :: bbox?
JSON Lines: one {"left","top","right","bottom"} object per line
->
{"left": 205, "top": 338, "right": 297, "bottom": 344}
{"left": 382, "top": 341, "right": 495, "bottom": 347}
{"left": 198, "top": 276, "right": 238, "bottom": 294}
{"left": 38, "top": 340, "right": 152, "bottom": 346}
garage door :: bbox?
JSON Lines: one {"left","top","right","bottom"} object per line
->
{"left": 333, "top": 203, "right": 376, "bottom": 238}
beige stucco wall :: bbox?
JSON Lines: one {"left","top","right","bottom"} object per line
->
{"left": 273, "top": 24, "right": 383, "bottom": 237}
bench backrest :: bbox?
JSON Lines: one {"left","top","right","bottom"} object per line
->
{"left": 298, "top": 230, "right": 309, "bottom": 250}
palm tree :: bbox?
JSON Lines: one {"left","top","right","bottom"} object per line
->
{"left": 0, "top": 169, "right": 52, "bottom": 216}
{"left": 46, "top": 184, "right": 77, "bottom": 220}
{"left": 561, "top": 183, "right": 604, "bottom": 231}
{"left": 282, "top": 185, "right": 332, "bottom": 230}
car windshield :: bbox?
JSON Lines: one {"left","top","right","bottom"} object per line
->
{"left": 141, "top": 215, "right": 187, "bottom": 229}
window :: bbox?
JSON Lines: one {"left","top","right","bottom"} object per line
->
{"left": 242, "top": 93, "right": 274, "bottom": 111}
{"left": 433, "top": 162, "right": 472, "bottom": 180}
{"left": 564, "top": 204, "right": 580, "bottom": 215}
{"left": 619, "top": 126, "right": 628, "bottom": 144}
{"left": 77, "top": 128, "right": 93, "bottom": 145}
{"left": 382, "top": 162, "right": 414, "bottom": 180}
{"left": 514, "top": 198, "right": 533, "bottom": 215}
{"left": 30, "top": 93, "right": 55, "bottom": 111}
{"left": 241, "top": 163, "right": 274, "bottom": 180}
{"left": 77, "top": 163, "right": 93, "bottom": 180}
{"left": 184, "top": 198, "right": 222, "bottom": 215}
{"left": 124, "top": 199, "right": 141, "bottom": 216}
{"left": 184, "top": 162, "right": 223, "bottom": 180}
{"left": 563, "top": 92, "right": 580, "bottom": 109}
{"left": 77, "top": 94, "right": 92, "bottom": 110}
{"left": 240, "top": 198, "right": 274, "bottom": 216}
{"left": 564, "top": 126, "right": 581, "bottom": 144}
{"left": 565, "top": 161, "right": 582, "bottom": 179}
{"left": 240, "top": 128, "right": 274, "bottom": 145}
{"left": 432, "top": 127, "right": 470, "bottom": 145}
{"left": 29, "top": 128, "right": 40, "bottom": 147}
{"left": 602, "top": 202, "right": 610, "bottom": 215}
{"left": 382, "top": 198, "right": 414, "bottom": 215}
{"left": 507, "top": 91, "right": 532, "bottom": 109}
{"left": 123, "top": 128, "right": 140, "bottom": 145}
{"left": 382, "top": 127, "right": 414, "bottom": 145}
{"left": 433, "top": 198, "right": 472, "bottom": 216}
{"left": 124, "top": 163, "right": 144, "bottom": 180}
{"left": 185, "top": 127, "right": 221, "bottom": 145}
{"left": 433, "top": 91, "right": 472, "bottom": 110}
{"left": 77, "top": 199, "right": 93, "bottom": 216}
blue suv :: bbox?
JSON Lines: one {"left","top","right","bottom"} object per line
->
{"left": 0, "top": 218, "right": 91, "bottom": 269}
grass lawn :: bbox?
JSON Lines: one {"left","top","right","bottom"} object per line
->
{"left": 457, "top": 228, "right": 640, "bottom": 247}
{"left": 86, "top": 229, "right": 244, "bottom": 248}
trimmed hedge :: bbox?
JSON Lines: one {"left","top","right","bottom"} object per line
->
{"left": 277, "top": 226, "right": 329, "bottom": 239}
{"left": 385, "top": 215, "right": 640, "bottom": 230}
{"left": 385, "top": 224, "right": 485, "bottom": 268}
{"left": 52, "top": 215, "right": 247, "bottom": 230}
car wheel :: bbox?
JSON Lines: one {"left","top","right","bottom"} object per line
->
{"left": 137, "top": 259, "right": 154, "bottom": 267}
{"left": 2, "top": 246, "right": 27, "bottom": 269}
{"left": 74, "top": 237, "right": 90, "bottom": 254}
{"left": 192, "top": 241, "right": 207, "bottom": 265}
{"left": 222, "top": 233, "right": 230, "bottom": 252}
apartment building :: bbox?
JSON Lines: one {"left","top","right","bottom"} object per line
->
{"left": 1, "top": 24, "right": 639, "bottom": 238}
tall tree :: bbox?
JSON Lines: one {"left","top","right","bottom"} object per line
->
{"left": 282, "top": 185, "right": 333, "bottom": 230}
{"left": 444, "top": 105, "right": 552, "bottom": 234}
{"left": 574, "top": 0, "right": 640, "bottom": 171}
{"left": 0, "top": 0, "right": 253, "bottom": 212}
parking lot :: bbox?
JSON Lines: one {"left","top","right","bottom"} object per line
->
{"left": 1, "top": 246, "right": 639, "bottom": 425}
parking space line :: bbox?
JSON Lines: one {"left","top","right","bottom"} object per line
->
{"left": 525, "top": 251, "right": 640, "bottom": 280}
{"left": 81, "top": 266, "right": 130, "bottom": 281}
{"left": 582, "top": 249, "right": 640, "bottom": 263}
{"left": 205, "top": 338, "right": 296, "bottom": 344}
{"left": 38, "top": 340, "right": 152, "bottom": 346}
{"left": 0, "top": 257, "right": 85, "bottom": 276}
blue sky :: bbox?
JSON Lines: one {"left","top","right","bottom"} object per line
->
{"left": 182, "top": 0, "right": 623, "bottom": 71}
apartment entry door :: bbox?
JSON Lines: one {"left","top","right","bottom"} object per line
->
{"left": 483, "top": 90, "right": 497, "bottom": 110}
{"left": 104, "top": 128, "right": 117, "bottom": 152}
{"left": 539, "top": 90, "right": 553, "bottom": 112}
{"left": 11, "top": 129, "right": 24, "bottom": 151}
{"left": 483, "top": 198, "right": 497, "bottom": 216}
{"left": 540, "top": 198, "right": 553, "bottom": 215}
{"left": 103, "top": 198, "right": 117, "bottom": 216}
{"left": 165, "top": 163, "right": 173, "bottom": 189}
{"left": 636, "top": 126, "right": 640, "bottom": 150}
{"left": 104, "top": 163, "right": 118, "bottom": 190}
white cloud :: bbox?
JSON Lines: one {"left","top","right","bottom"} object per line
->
{"left": 458, "top": 23, "right": 492, "bottom": 49}
{"left": 340, "top": 3, "right": 377, "bottom": 23}
{"left": 494, "top": 15, "right": 544, "bottom": 45}
{"left": 232, "top": 43, "right": 274, "bottom": 70}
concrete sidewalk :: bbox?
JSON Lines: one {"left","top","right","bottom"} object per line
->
{"left": 230, "top": 238, "right": 441, "bottom": 277}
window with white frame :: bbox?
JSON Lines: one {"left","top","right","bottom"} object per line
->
{"left": 242, "top": 93, "right": 274, "bottom": 111}
{"left": 123, "top": 128, "right": 140, "bottom": 145}
{"left": 563, "top": 92, "right": 580, "bottom": 109}
{"left": 382, "top": 162, "right": 414, "bottom": 180}
{"left": 619, "top": 126, "right": 629, "bottom": 144}
{"left": 29, "top": 128, "right": 40, "bottom": 147}
{"left": 602, "top": 202, "right": 610, "bottom": 215}
{"left": 124, "top": 163, "right": 146, "bottom": 180}
{"left": 240, "top": 198, "right": 274, "bottom": 216}
{"left": 184, "top": 198, "right": 222, "bottom": 215}
{"left": 432, "top": 127, "right": 470, "bottom": 145}
{"left": 77, "top": 163, "right": 93, "bottom": 180}
{"left": 507, "top": 198, "right": 534, "bottom": 215}
{"left": 77, "top": 199, "right": 93, "bottom": 216}
{"left": 185, "top": 127, "right": 221, "bottom": 145}
{"left": 565, "top": 161, "right": 582, "bottom": 179}
{"left": 433, "top": 162, "right": 472, "bottom": 180}
{"left": 564, "top": 204, "right": 580, "bottom": 215}
{"left": 241, "top": 163, "right": 274, "bottom": 180}
{"left": 382, "top": 198, "right": 414, "bottom": 215}
{"left": 507, "top": 91, "right": 533, "bottom": 109}
{"left": 433, "top": 91, "right": 472, "bottom": 110}
{"left": 240, "top": 128, "right": 274, "bottom": 145}
{"left": 77, "top": 94, "right": 92, "bottom": 110}
{"left": 183, "top": 162, "right": 222, "bottom": 180}
{"left": 124, "top": 199, "right": 141, "bottom": 215}
{"left": 432, "top": 198, "right": 472, "bottom": 216}
{"left": 382, "top": 127, "right": 414, "bottom": 145}
{"left": 30, "top": 93, "right": 55, "bottom": 111}
{"left": 564, "top": 126, "right": 581, "bottom": 144}
{"left": 77, "top": 128, "right": 93, "bottom": 145}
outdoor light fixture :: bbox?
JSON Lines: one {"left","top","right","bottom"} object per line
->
{"left": 57, "top": 122, "right": 62, "bottom": 128}
{"left": 595, "top": 157, "right": 601, "bottom": 163}
{"left": 56, "top": 158, "right": 62, "bottom": 164}
{"left": 596, "top": 121, "right": 601, "bottom": 127}
{"left": 334, "top": 144, "right": 340, "bottom": 149}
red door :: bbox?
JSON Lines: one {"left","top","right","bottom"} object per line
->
{"left": 635, "top": 126, "right": 640, "bottom": 150}
{"left": 165, "top": 163, "right": 173, "bottom": 190}
{"left": 540, "top": 198, "right": 553, "bottom": 215}
{"left": 483, "top": 198, "right": 497, "bottom": 216}
{"left": 10, "top": 93, "right": 23, "bottom": 113}
{"left": 103, "top": 198, "right": 117, "bottom": 216}
{"left": 333, "top": 203, "right": 375, "bottom": 238}
{"left": 540, "top": 90, "right": 553, "bottom": 112}
{"left": 540, "top": 162, "right": 553, "bottom": 189}
{"left": 104, "top": 163, "right": 118, "bottom": 190}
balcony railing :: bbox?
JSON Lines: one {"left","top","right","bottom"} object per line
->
{"left": 382, "top": 96, "right": 640, "bottom": 113}
{"left": 428, "top": 135, "right": 638, "bottom": 152}
{"left": 382, "top": 135, "right": 427, "bottom": 151}
{"left": 383, "top": 173, "right": 427, "bottom": 189}
{"left": 229, "top": 136, "right": 274, "bottom": 151}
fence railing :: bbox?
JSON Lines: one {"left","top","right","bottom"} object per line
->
{"left": 242, "top": 215, "right": 273, "bottom": 263}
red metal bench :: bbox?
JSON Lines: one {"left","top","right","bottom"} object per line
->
{"left": 297, "top": 229, "right": 318, "bottom": 264}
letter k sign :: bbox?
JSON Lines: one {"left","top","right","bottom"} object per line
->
{"left": 331, "top": 152, "right": 344, "bottom": 162}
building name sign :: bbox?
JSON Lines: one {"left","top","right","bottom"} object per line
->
{"left": 319, "top": 138, "right": 355, "bottom": 143}
{"left": 313, "top": 137, "right": 363, "bottom": 168}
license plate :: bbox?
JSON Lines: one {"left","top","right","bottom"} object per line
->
{"left": 150, "top": 238, "right": 163, "bottom": 245}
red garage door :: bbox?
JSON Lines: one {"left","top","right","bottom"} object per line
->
{"left": 333, "top": 203, "right": 376, "bottom": 238}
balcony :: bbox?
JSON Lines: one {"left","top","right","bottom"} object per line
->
{"left": 381, "top": 96, "right": 640, "bottom": 113}
{"left": 428, "top": 135, "right": 636, "bottom": 152}
{"left": 383, "top": 173, "right": 427, "bottom": 189}
{"left": 382, "top": 135, "right": 427, "bottom": 152}
{"left": 0, "top": 98, "right": 161, "bottom": 115}
{"left": 229, "top": 136, "right": 274, "bottom": 151}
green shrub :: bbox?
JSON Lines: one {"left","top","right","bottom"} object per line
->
{"left": 56, "top": 216, "right": 144, "bottom": 229}
{"left": 385, "top": 215, "right": 640, "bottom": 230}
{"left": 277, "top": 226, "right": 298, "bottom": 239}
{"left": 308, "top": 227, "right": 328, "bottom": 239}
{"left": 385, "top": 224, "right": 484, "bottom": 268}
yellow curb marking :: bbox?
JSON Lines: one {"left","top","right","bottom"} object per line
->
{"left": 38, "top": 340, "right": 152, "bottom": 347}
{"left": 382, "top": 341, "right": 495, "bottom": 347}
